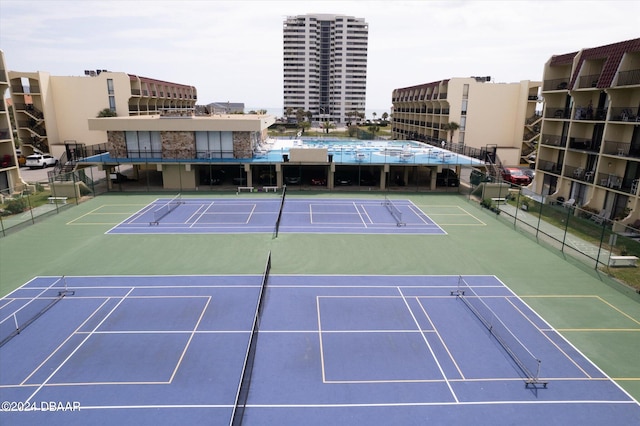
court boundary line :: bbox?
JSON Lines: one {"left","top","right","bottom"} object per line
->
{"left": 396, "top": 286, "right": 459, "bottom": 402}
{"left": 4, "top": 274, "right": 639, "bottom": 408}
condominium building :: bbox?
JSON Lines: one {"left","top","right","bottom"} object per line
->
{"left": 283, "top": 14, "right": 368, "bottom": 124}
{"left": 0, "top": 50, "right": 21, "bottom": 198}
{"left": 392, "top": 77, "right": 542, "bottom": 167}
{"left": 532, "top": 38, "right": 640, "bottom": 224}
{"left": 8, "top": 70, "right": 196, "bottom": 156}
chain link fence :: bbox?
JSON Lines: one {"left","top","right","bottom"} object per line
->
{"left": 460, "top": 168, "right": 640, "bottom": 298}
{"left": 0, "top": 167, "right": 108, "bottom": 237}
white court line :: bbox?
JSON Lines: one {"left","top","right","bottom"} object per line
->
{"left": 0, "top": 277, "right": 64, "bottom": 324}
{"left": 353, "top": 202, "right": 368, "bottom": 227}
{"left": 397, "top": 287, "right": 459, "bottom": 403}
{"left": 25, "top": 288, "right": 136, "bottom": 403}
{"left": 186, "top": 203, "right": 211, "bottom": 226}
{"left": 21, "top": 297, "right": 113, "bottom": 385}
{"left": 505, "top": 296, "right": 593, "bottom": 379}
{"left": 245, "top": 203, "right": 257, "bottom": 224}
{"left": 415, "top": 297, "right": 466, "bottom": 379}
{"left": 168, "top": 296, "right": 212, "bottom": 383}
{"left": 48, "top": 399, "right": 640, "bottom": 411}
{"left": 358, "top": 204, "right": 374, "bottom": 224}
{"left": 316, "top": 296, "right": 327, "bottom": 383}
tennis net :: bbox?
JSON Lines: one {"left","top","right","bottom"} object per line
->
{"left": 0, "top": 277, "right": 74, "bottom": 348}
{"left": 273, "top": 186, "right": 287, "bottom": 237}
{"left": 452, "top": 276, "right": 546, "bottom": 388}
{"left": 230, "top": 251, "right": 272, "bottom": 425}
{"left": 383, "top": 195, "right": 406, "bottom": 226}
{"left": 149, "top": 193, "right": 183, "bottom": 225}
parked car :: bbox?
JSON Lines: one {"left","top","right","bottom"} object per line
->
{"left": 436, "top": 168, "right": 460, "bottom": 187}
{"left": 335, "top": 175, "right": 352, "bottom": 185}
{"left": 501, "top": 167, "right": 531, "bottom": 186}
{"left": 470, "top": 169, "right": 493, "bottom": 185}
{"left": 284, "top": 175, "right": 301, "bottom": 185}
{"left": 25, "top": 153, "right": 58, "bottom": 169}
{"left": 310, "top": 177, "right": 327, "bottom": 186}
{"left": 521, "top": 167, "right": 535, "bottom": 182}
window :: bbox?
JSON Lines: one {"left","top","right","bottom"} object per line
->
{"left": 125, "top": 131, "right": 161, "bottom": 158}
{"left": 107, "top": 79, "right": 114, "bottom": 95}
{"left": 109, "top": 96, "right": 116, "bottom": 112}
{"left": 195, "top": 131, "right": 234, "bottom": 159}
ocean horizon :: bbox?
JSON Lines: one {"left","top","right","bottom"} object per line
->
{"left": 246, "top": 107, "right": 391, "bottom": 119}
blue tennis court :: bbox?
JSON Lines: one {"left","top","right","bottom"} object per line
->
{"left": 105, "top": 196, "right": 446, "bottom": 235}
{"left": 1, "top": 272, "right": 638, "bottom": 425}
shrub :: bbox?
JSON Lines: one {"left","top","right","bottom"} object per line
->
{"left": 5, "top": 197, "right": 27, "bottom": 214}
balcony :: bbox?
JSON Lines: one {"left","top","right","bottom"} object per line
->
{"left": 609, "top": 106, "right": 639, "bottom": 122}
{"left": 540, "top": 134, "right": 567, "bottom": 148}
{"left": 573, "top": 106, "right": 607, "bottom": 121}
{"left": 0, "top": 128, "right": 11, "bottom": 140}
{"left": 595, "top": 172, "right": 623, "bottom": 190}
{"left": 538, "top": 159, "right": 562, "bottom": 174}
{"left": 545, "top": 108, "right": 570, "bottom": 119}
{"left": 568, "top": 137, "right": 600, "bottom": 153}
{"left": 615, "top": 69, "right": 640, "bottom": 87}
{"left": 577, "top": 73, "right": 601, "bottom": 89}
{"left": 542, "top": 78, "right": 569, "bottom": 91}
{"left": 601, "top": 140, "right": 640, "bottom": 158}
{"left": 564, "top": 165, "right": 595, "bottom": 183}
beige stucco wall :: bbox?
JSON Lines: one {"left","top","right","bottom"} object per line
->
{"left": 89, "top": 115, "right": 276, "bottom": 133}
{"left": 161, "top": 164, "right": 196, "bottom": 190}
{"left": 50, "top": 73, "right": 131, "bottom": 148}
{"left": 289, "top": 148, "right": 328, "bottom": 162}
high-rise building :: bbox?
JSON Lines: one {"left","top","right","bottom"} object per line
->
{"left": 283, "top": 14, "right": 368, "bottom": 124}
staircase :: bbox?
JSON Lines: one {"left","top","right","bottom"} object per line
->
{"left": 47, "top": 151, "right": 95, "bottom": 189}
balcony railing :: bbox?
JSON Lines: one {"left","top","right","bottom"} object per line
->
{"left": 609, "top": 106, "right": 639, "bottom": 122}
{"left": 538, "top": 159, "right": 562, "bottom": 174}
{"left": 615, "top": 69, "right": 640, "bottom": 86}
{"left": 540, "top": 134, "right": 567, "bottom": 148}
{"left": 564, "top": 165, "right": 596, "bottom": 183}
{"left": 542, "top": 78, "right": 569, "bottom": 91}
{"left": 0, "top": 128, "right": 11, "bottom": 140}
{"left": 545, "top": 108, "right": 570, "bottom": 119}
{"left": 577, "top": 73, "right": 601, "bottom": 88}
{"left": 602, "top": 140, "right": 635, "bottom": 157}
{"left": 568, "top": 137, "right": 600, "bottom": 152}
{"left": 573, "top": 107, "right": 607, "bottom": 121}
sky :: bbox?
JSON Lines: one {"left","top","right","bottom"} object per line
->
{"left": 0, "top": 0, "right": 638, "bottom": 114}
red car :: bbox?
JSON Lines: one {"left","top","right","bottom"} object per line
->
{"left": 310, "top": 177, "right": 327, "bottom": 186}
{"left": 501, "top": 167, "right": 531, "bottom": 186}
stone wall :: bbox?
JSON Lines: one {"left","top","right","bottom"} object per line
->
{"left": 107, "top": 131, "right": 127, "bottom": 158}
{"left": 234, "top": 131, "right": 253, "bottom": 159}
{"left": 162, "top": 131, "right": 195, "bottom": 159}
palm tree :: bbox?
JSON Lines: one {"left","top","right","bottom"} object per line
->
{"left": 321, "top": 121, "right": 335, "bottom": 134}
{"left": 443, "top": 121, "right": 460, "bottom": 144}
{"left": 299, "top": 121, "right": 311, "bottom": 135}
{"left": 382, "top": 112, "right": 389, "bottom": 122}
{"left": 372, "top": 112, "right": 377, "bottom": 121}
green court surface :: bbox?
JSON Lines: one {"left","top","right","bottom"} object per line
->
{"left": 1, "top": 191, "right": 639, "bottom": 400}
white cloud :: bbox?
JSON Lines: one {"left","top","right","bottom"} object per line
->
{"left": 1, "top": 0, "right": 639, "bottom": 110}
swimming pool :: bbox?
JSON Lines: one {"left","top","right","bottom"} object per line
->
{"left": 253, "top": 137, "right": 484, "bottom": 165}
